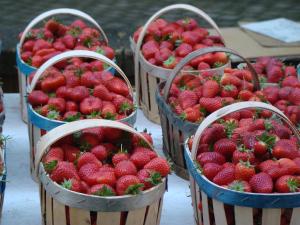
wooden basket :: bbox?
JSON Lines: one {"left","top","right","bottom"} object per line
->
{"left": 132, "top": 3, "right": 229, "bottom": 124}
{"left": 0, "top": 87, "right": 5, "bottom": 134}
{"left": 34, "top": 119, "right": 167, "bottom": 225}
{"left": 16, "top": 8, "right": 110, "bottom": 123}
{"left": 0, "top": 137, "right": 7, "bottom": 220}
{"left": 156, "top": 47, "right": 260, "bottom": 179}
{"left": 184, "top": 101, "right": 300, "bottom": 225}
{"left": 27, "top": 50, "right": 136, "bottom": 180}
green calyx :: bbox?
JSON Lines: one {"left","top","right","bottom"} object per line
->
{"left": 79, "top": 141, "right": 92, "bottom": 152}
{"left": 238, "top": 144, "right": 252, "bottom": 153}
{"left": 145, "top": 171, "right": 162, "bottom": 186}
{"left": 125, "top": 183, "right": 144, "bottom": 195}
{"left": 48, "top": 92, "right": 56, "bottom": 98}
{"left": 287, "top": 178, "right": 300, "bottom": 192}
{"left": 67, "top": 27, "right": 82, "bottom": 37}
{"left": 93, "top": 186, "right": 115, "bottom": 196}
{"left": 228, "top": 181, "right": 246, "bottom": 192}
{"left": 264, "top": 120, "right": 273, "bottom": 131}
{"left": 47, "top": 110, "right": 60, "bottom": 120}
{"left": 44, "top": 160, "right": 58, "bottom": 173}
{"left": 104, "top": 112, "right": 116, "bottom": 120}
{"left": 61, "top": 179, "right": 72, "bottom": 190}
{"left": 163, "top": 56, "right": 175, "bottom": 66}
{"left": 75, "top": 68, "right": 83, "bottom": 77}
{"left": 120, "top": 102, "right": 133, "bottom": 115}
{"left": 83, "top": 38, "right": 92, "bottom": 48}
{"left": 86, "top": 111, "right": 101, "bottom": 119}
{"left": 95, "top": 47, "right": 105, "bottom": 55}
{"left": 257, "top": 132, "right": 276, "bottom": 151}
{"left": 64, "top": 112, "right": 81, "bottom": 122}
{"left": 219, "top": 119, "right": 237, "bottom": 138}
{"left": 179, "top": 112, "right": 187, "bottom": 121}
{"left": 213, "top": 62, "right": 224, "bottom": 68}
{"left": 239, "top": 160, "right": 254, "bottom": 168}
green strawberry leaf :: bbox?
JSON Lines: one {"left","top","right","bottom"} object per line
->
{"left": 61, "top": 179, "right": 72, "bottom": 190}
{"left": 145, "top": 172, "right": 162, "bottom": 186}
{"left": 44, "top": 160, "right": 58, "bottom": 173}
{"left": 86, "top": 111, "right": 101, "bottom": 119}
{"left": 93, "top": 186, "right": 116, "bottom": 196}
{"left": 104, "top": 112, "right": 116, "bottom": 120}
{"left": 125, "top": 183, "right": 144, "bottom": 195}
{"left": 47, "top": 110, "right": 60, "bottom": 120}
{"left": 67, "top": 27, "right": 82, "bottom": 37}
{"left": 64, "top": 112, "right": 82, "bottom": 122}
{"left": 257, "top": 132, "right": 276, "bottom": 151}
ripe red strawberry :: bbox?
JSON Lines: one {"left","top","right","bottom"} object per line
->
{"left": 144, "top": 158, "right": 170, "bottom": 177}
{"left": 178, "top": 90, "right": 198, "bottom": 109}
{"left": 106, "top": 77, "right": 129, "bottom": 97}
{"left": 282, "top": 76, "right": 300, "bottom": 88}
{"left": 235, "top": 161, "right": 255, "bottom": 181}
{"left": 62, "top": 144, "right": 80, "bottom": 162}
{"left": 259, "top": 159, "right": 279, "bottom": 172}
{"left": 137, "top": 169, "right": 162, "bottom": 189}
{"left": 80, "top": 96, "right": 102, "bottom": 115}
{"left": 78, "top": 163, "right": 100, "bottom": 186}
{"left": 43, "top": 147, "right": 64, "bottom": 164}
{"left": 103, "top": 127, "right": 123, "bottom": 142}
{"left": 199, "top": 97, "right": 222, "bottom": 113}
{"left": 221, "top": 85, "right": 238, "bottom": 98}
{"left": 213, "top": 166, "right": 235, "bottom": 185}
{"left": 273, "top": 139, "right": 299, "bottom": 159}
{"left": 50, "top": 161, "right": 80, "bottom": 183}
{"left": 203, "top": 163, "right": 222, "bottom": 181}
{"left": 130, "top": 152, "right": 151, "bottom": 169}
{"left": 112, "top": 94, "right": 134, "bottom": 115}
{"left": 253, "top": 141, "right": 267, "bottom": 156}
{"left": 162, "top": 56, "right": 178, "bottom": 69}
{"left": 262, "top": 86, "right": 279, "bottom": 104}
{"left": 175, "top": 43, "right": 193, "bottom": 57}
{"left": 116, "top": 175, "right": 143, "bottom": 195}
{"left": 200, "top": 124, "right": 226, "bottom": 144}
{"left": 90, "top": 184, "right": 116, "bottom": 196}
{"left": 65, "top": 101, "right": 78, "bottom": 111}
{"left": 91, "top": 145, "right": 108, "bottom": 161}
{"left": 133, "top": 147, "right": 158, "bottom": 159}
{"left": 112, "top": 152, "right": 129, "bottom": 166}
{"left": 141, "top": 40, "right": 159, "bottom": 59}
{"left": 68, "top": 86, "right": 89, "bottom": 102}
{"left": 115, "top": 160, "right": 137, "bottom": 178}
{"left": 288, "top": 88, "right": 300, "bottom": 105}
{"left": 41, "top": 72, "right": 66, "bottom": 92}
{"left": 278, "top": 87, "right": 292, "bottom": 100}
{"left": 61, "top": 178, "right": 81, "bottom": 192}
{"left": 238, "top": 90, "right": 254, "bottom": 101}
{"left": 202, "top": 80, "right": 220, "bottom": 98}
{"left": 275, "top": 175, "right": 300, "bottom": 193}
{"left": 221, "top": 73, "right": 241, "bottom": 87}
{"left": 101, "top": 101, "right": 117, "bottom": 119}
{"left": 228, "top": 180, "right": 252, "bottom": 192}
{"left": 94, "top": 171, "right": 117, "bottom": 187}
{"left": 249, "top": 172, "right": 273, "bottom": 193}
{"left": 267, "top": 66, "right": 283, "bottom": 83}
{"left": 28, "top": 90, "right": 49, "bottom": 106}
{"left": 93, "top": 84, "right": 112, "bottom": 101}
{"left": 232, "top": 147, "right": 255, "bottom": 164}
{"left": 77, "top": 152, "right": 102, "bottom": 169}
{"left": 197, "top": 152, "right": 226, "bottom": 167}
{"left": 132, "top": 130, "right": 153, "bottom": 147}
{"left": 213, "top": 138, "right": 237, "bottom": 158}
{"left": 48, "top": 97, "right": 66, "bottom": 113}
{"left": 180, "top": 107, "right": 201, "bottom": 122}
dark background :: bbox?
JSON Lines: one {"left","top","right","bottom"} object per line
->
{"left": 1, "top": 0, "right": 300, "bottom": 92}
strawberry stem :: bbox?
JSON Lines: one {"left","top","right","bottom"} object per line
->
{"left": 125, "top": 183, "right": 144, "bottom": 195}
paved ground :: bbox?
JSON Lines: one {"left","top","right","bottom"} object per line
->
{"left": 1, "top": 0, "right": 300, "bottom": 50}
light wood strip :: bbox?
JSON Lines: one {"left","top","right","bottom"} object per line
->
{"left": 52, "top": 199, "right": 67, "bottom": 225}
{"left": 148, "top": 74, "right": 159, "bottom": 114}
{"left": 156, "top": 198, "right": 164, "bottom": 225}
{"left": 97, "top": 212, "right": 121, "bottom": 225}
{"left": 144, "top": 201, "right": 160, "bottom": 225}
{"left": 262, "top": 208, "right": 281, "bottom": 225}
{"left": 125, "top": 207, "right": 146, "bottom": 225}
{"left": 212, "top": 199, "right": 227, "bottom": 225}
{"left": 45, "top": 193, "right": 53, "bottom": 225}
{"left": 69, "top": 207, "right": 90, "bottom": 225}
{"left": 140, "top": 69, "right": 149, "bottom": 108}
{"left": 234, "top": 206, "right": 253, "bottom": 225}
{"left": 201, "top": 191, "right": 210, "bottom": 225}
{"left": 290, "top": 208, "right": 300, "bottom": 225}
{"left": 195, "top": 184, "right": 202, "bottom": 225}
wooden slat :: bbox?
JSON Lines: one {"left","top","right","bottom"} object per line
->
{"left": 40, "top": 184, "right": 46, "bottom": 218}
{"left": 262, "top": 208, "right": 281, "bottom": 225}
{"left": 201, "top": 191, "right": 210, "bottom": 225}
{"left": 212, "top": 199, "right": 227, "bottom": 225}
{"left": 290, "top": 208, "right": 300, "bottom": 225}
{"left": 52, "top": 199, "right": 67, "bottom": 225}
{"left": 189, "top": 177, "right": 198, "bottom": 223}
{"left": 195, "top": 182, "right": 202, "bottom": 224}
{"left": 97, "top": 212, "right": 121, "bottom": 225}
{"left": 69, "top": 207, "right": 90, "bottom": 225}
{"left": 172, "top": 128, "right": 185, "bottom": 168}
{"left": 234, "top": 206, "right": 253, "bottom": 225}
{"left": 125, "top": 207, "right": 146, "bottom": 225}
{"left": 148, "top": 74, "right": 159, "bottom": 115}
{"left": 144, "top": 201, "right": 160, "bottom": 225}
{"left": 45, "top": 193, "right": 53, "bottom": 225}
{"left": 140, "top": 69, "right": 149, "bottom": 108}
{"left": 156, "top": 198, "right": 164, "bottom": 225}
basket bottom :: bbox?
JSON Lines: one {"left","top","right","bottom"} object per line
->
{"left": 140, "top": 102, "right": 161, "bottom": 124}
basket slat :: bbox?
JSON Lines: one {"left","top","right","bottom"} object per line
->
{"left": 234, "top": 206, "right": 253, "bottom": 225}
{"left": 190, "top": 177, "right": 198, "bottom": 223}
{"left": 69, "top": 207, "right": 90, "bottom": 225}
{"left": 290, "top": 208, "right": 300, "bottom": 225}
{"left": 201, "top": 191, "right": 210, "bottom": 225}
{"left": 144, "top": 201, "right": 160, "bottom": 225}
{"left": 141, "top": 70, "right": 150, "bottom": 111}
{"left": 40, "top": 184, "right": 46, "bottom": 219}
{"left": 262, "top": 208, "right": 281, "bottom": 225}
{"left": 156, "top": 198, "right": 163, "bottom": 225}
{"left": 148, "top": 75, "right": 159, "bottom": 113}
{"left": 53, "top": 199, "right": 66, "bottom": 225}
{"left": 212, "top": 199, "right": 227, "bottom": 225}
{"left": 97, "top": 212, "right": 121, "bottom": 225}
{"left": 45, "top": 193, "right": 53, "bottom": 225}
{"left": 125, "top": 207, "right": 146, "bottom": 225}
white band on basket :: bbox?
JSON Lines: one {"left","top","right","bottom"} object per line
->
{"left": 191, "top": 101, "right": 300, "bottom": 159}
{"left": 28, "top": 50, "right": 133, "bottom": 96}
{"left": 134, "top": 3, "right": 226, "bottom": 105}
{"left": 163, "top": 46, "right": 261, "bottom": 100}
{"left": 34, "top": 119, "right": 153, "bottom": 180}
{"left": 19, "top": 8, "right": 108, "bottom": 48}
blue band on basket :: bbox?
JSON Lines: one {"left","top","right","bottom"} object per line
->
{"left": 27, "top": 105, "right": 65, "bottom": 131}
{"left": 16, "top": 44, "right": 36, "bottom": 76}
{"left": 184, "top": 149, "right": 300, "bottom": 209}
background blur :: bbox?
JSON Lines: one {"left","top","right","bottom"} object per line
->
{"left": 0, "top": 0, "right": 300, "bottom": 91}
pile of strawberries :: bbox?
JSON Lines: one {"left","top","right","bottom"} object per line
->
{"left": 19, "top": 18, "right": 114, "bottom": 67}
{"left": 27, "top": 58, "right": 135, "bottom": 121}
{"left": 165, "top": 68, "right": 264, "bottom": 123}
{"left": 189, "top": 108, "right": 300, "bottom": 193}
{"left": 133, "top": 18, "right": 228, "bottom": 70}
{"left": 43, "top": 127, "right": 170, "bottom": 196}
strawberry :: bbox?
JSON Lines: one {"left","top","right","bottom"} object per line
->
{"left": 282, "top": 76, "right": 300, "bottom": 88}
{"left": 116, "top": 175, "right": 143, "bottom": 195}
{"left": 77, "top": 152, "right": 102, "bottom": 169}
{"left": 203, "top": 163, "right": 223, "bottom": 181}
{"left": 273, "top": 139, "right": 299, "bottom": 159}
{"left": 180, "top": 107, "right": 201, "bottom": 122}
{"left": 91, "top": 145, "right": 108, "bottom": 161}
{"left": 238, "top": 90, "right": 254, "bottom": 101}
{"left": 115, "top": 160, "right": 137, "bottom": 178}
{"left": 48, "top": 97, "right": 66, "bottom": 113}
{"left": 106, "top": 77, "right": 129, "bottom": 97}
{"left": 220, "top": 85, "right": 238, "bottom": 98}
{"left": 232, "top": 147, "right": 255, "bottom": 164}
{"left": 275, "top": 175, "right": 300, "bottom": 193}
{"left": 249, "top": 172, "right": 273, "bottom": 193}
{"left": 267, "top": 66, "right": 283, "bottom": 83}
{"left": 278, "top": 87, "right": 292, "bottom": 100}
{"left": 101, "top": 101, "right": 117, "bottom": 119}
{"left": 130, "top": 152, "right": 151, "bottom": 169}
{"left": 80, "top": 71, "right": 101, "bottom": 88}
{"left": 61, "top": 178, "right": 81, "bottom": 192}
{"left": 144, "top": 158, "right": 170, "bottom": 177}
{"left": 112, "top": 151, "right": 129, "bottom": 166}
{"left": 94, "top": 171, "right": 117, "bottom": 187}
{"left": 288, "top": 88, "right": 300, "bottom": 105}
{"left": 93, "top": 84, "right": 112, "bottom": 101}
{"left": 200, "top": 124, "right": 226, "bottom": 144}
{"left": 78, "top": 163, "right": 100, "bottom": 186}
{"left": 112, "top": 95, "right": 134, "bottom": 115}
{"left": 162, "top": 56, "right": 178, "bottom": 69}
{"left": 41, "top": 72, "right": 66, "bottom": 93}
{"left": 90, "top": 184, "right": 116, "bottom": 196}
{"left": 141, "top": 40, "right": 159, "bottom": 59}
{"left": 213, "top": 166, "right": 235, "bottom": 185}
{"left": 137, "top": 169, "right": 162, "bottom": 189}
{"left": 65, "top": 101, "right": 78, "bottom": 111}
{"left": 253, "top": 141, "right": 267, "bottom": 156}
{"left": 178, "top": 90, "right": 198, "bottom": 109}
{"left": 235, "top": 161, "right": 255, "bottom": 181}
{"left": 132, "top": 130, "right": 153, "bottom": 147}
{"left": 213, "top": 138, "right": 237, "bottom": 158}
{"left": 80, "top": 96, "right": 102, "bottom": 115}
{"left": 62, "top": 144, "right": 80, "bottom": 162}
{"left": 284, "top": 66, "right": 297, "bottom": 77}
{"left": 199, "top": 97, "right": 222, "bottom": 113}
{"left": 133, "top": 147, "right": 157, "bottom": 159}
{"left": 154, "top": 48, "right": 172, "bottom": 65}
{"left": 221, "top": 73, "right": 241, "bottom": 87}
{"left": 259, "top": 159, "right": 279, "bottom": 172}
{"left": 175, "top": 43, "right": 193, "bottom": 57}
{"left": 28, "top": 90, "right": 49, "bottom": 106}
{"left": 43, "top": 147, "right": 64, "bottom": 164}
{"left": 68, "top": 86, "right": 89, "bottom": 102}
{"left": 50, "top": 161, "right": 79, "bottom": 183}
{"left": 228, "top": 180, "right": 252, "bottom": 192}
{"left": 202, "top": 80, "right": 220, "bottom": 98}
{"left": 197, "top": 152, "right": 226, "bottom": 167}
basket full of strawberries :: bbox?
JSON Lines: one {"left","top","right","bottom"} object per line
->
{"left": 34, "top": 119, "right": 169, "bottom": 225}
{"left": 156, "top": 46, "right": 260, "bottom": 179}
{"left": 185, "top": 101, "right": 300, "bottom": 225}
{"left": 27, "top": 50, "right": 136, "bottom": 179}
{"left": 131, "top": 3, "right": 229, "bottom": 124}
{"left": 17, "top": 8, "right": 115, "bottom": 123}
